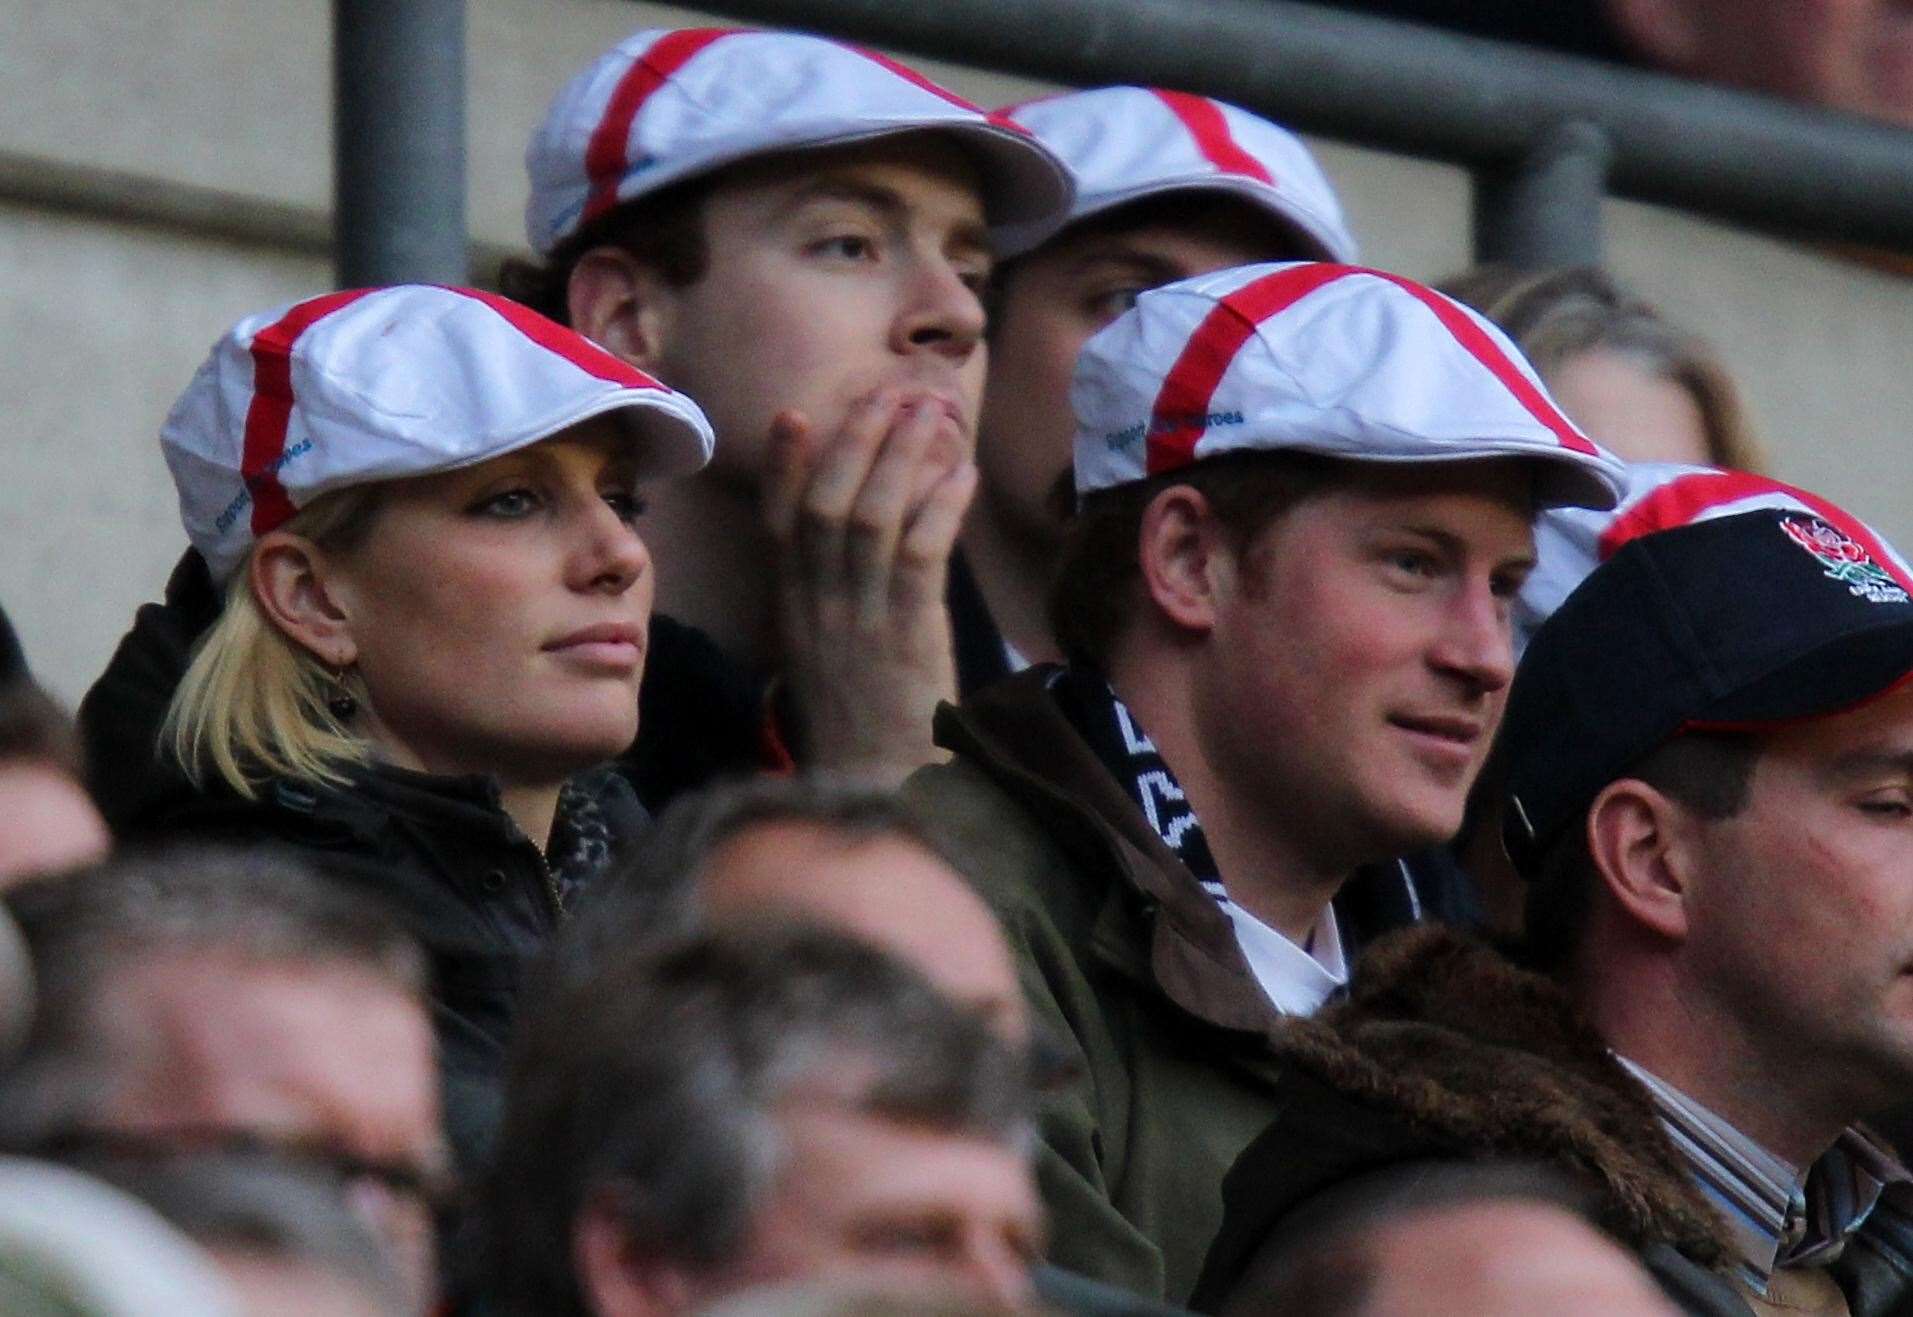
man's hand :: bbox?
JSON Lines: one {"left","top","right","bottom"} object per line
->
{"left": 761, "top": 388, "right": 977, "bottom": 785}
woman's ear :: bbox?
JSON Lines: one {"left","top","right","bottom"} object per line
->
{"left": 1136, "top": 485, "right": 1228, "bottom": 636}
{"left": 568, "top": 247, "right": 677, "bottom": 372}
{"left": 249, "top": 531, "right": 358, "bottom": 667}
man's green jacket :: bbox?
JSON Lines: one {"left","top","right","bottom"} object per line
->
{"left": 904, "top": 666, "right": 1432, "bottom": 1304}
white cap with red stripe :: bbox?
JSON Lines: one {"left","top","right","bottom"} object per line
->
{"left": 1514, "top": 461, "right": 1913, "bottom": 654}
{"left": 161, "top": 284, "right": 716, "bottom": 582}
{"left": 524, "top": 27, "right": 1074, "bottom": 255}
{"left": 1072, "top": 261, "right": 1625, "bottom": 510}
{"left": 994, "top": 86, "right": 1357, "bottom": 262}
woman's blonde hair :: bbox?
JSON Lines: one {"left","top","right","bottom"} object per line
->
{"left": 1436, "top": 264, "right": 1767, "bottom": 474}
{"left": 161, "top": 487, "right": 384, "bottom": 799}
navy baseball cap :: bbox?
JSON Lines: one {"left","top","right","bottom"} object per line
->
{"left": 1501, "top": 506, "right": 1913, "bottom": 875}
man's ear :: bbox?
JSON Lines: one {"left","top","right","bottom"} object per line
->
{"left": 568, "top": 246, "right": 676, "bottom": 372}
{"left": 1584, "top": 777, "right": 1696, "bottom": 943}
{"left": 1136, "top": 485, "right": 1228, "bottom": 637}
{"left": 573, "top": 1190, "right": 696, "bottom": 1317}
{"left": 248, "top": 531, "right": 358, "bottom": 668}
{"left": 1604, "top": 0, "right": 1702, "bottom": 72}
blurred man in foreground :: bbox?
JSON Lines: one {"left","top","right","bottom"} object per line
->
{"left": 485, "top": 923, "right": 1044, "bottom": 1315}
{"left": 1, "top": 850, "right": 446, "bottom": 1313}
{"left": 566, "top": 777, "right": 1028, "bottom": 1044}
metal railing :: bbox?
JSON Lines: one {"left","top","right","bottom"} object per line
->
{"left": 690, "top": 0, "right": 1913, "bottom": 264}
{"left": 334, "top": 0, "right": 466, "bottom": 286}
{"left": 331, "top": 0, "right": 1913, "bottom": 282}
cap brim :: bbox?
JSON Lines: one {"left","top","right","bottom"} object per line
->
{"left": 391, "top": 389, "right": 713, "bottom": 489}
{"left": 1686, "top": 618, "right": 1913, "bottom": 732}
{"left": 1251, "top": 443, "right": 1626, "bottom": 512}
{"left": 912, "top": 122, "right": 1076, "bottom": 242}
{"left": 1532, "top": 455, "right": 1625, "bottom": 513}
{"left": 996, "top": 173, "right": 1354, "bottom": 262}
{"left": 733, "top": 122, "right": 1074, "bottom": 243}
{"left": 597, "top": 389, "right": 715, "bottom": 483}
{"left": 554, "top": 121, "right": 1074, "bottom": 258}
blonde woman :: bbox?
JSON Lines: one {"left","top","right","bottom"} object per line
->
{"left": 1438, "top": 264, "right": 1765, "bottom": 473}
{"left": 123, "top": 285, "right": 711, "bottom": 1164}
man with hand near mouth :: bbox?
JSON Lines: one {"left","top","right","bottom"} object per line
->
{"left": 905, "top": 260, "right": 1624, "bottom": 1303}
{"left": 507, "top": 28, "right": 1073, "bottom": 789}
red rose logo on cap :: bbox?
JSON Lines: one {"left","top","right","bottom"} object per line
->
{"left": 1781, "top": 515, "right": 1910, "bottom": 605}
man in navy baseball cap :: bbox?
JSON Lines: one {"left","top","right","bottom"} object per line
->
{"left": 1504, "top": 505, "right": 1913, "bottom": 876}
{"left": 1197, "top": 500, "right": 1913, "bottom": 1315}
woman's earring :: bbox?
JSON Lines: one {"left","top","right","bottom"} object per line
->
{"left": 327, "top": 664, "right": 359, "bottom": 722}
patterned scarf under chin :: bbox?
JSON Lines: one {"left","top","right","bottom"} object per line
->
{"left": 1049, "top": 666, "right": 1221, "bottom": 886}
{"left": 546, "top": 778, "right": 614, "bottom": 910}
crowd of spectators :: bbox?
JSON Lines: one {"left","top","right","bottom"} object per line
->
{"left": 2, "top": 20, "right": 1910, "bottom": 1317}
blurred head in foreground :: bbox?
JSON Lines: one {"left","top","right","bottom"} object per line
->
{"left": 1, "top": 848, "right": 444, "bottom": 1312}
{"left": 1216, "top": 1163, "right": 1677, "bottom": 1316}
{"left": 488, "top": 922, "right": 1043, "bottom": 1315}
{"left": 566, "top": 776, "right": 1028, "bottom": 1044}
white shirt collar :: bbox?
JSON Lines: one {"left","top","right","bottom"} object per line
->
{"left": 1211, "top": 890, "right": 1346, "bottom": 1017}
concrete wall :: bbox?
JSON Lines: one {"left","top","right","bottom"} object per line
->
{"left": 3, "top": 0, "right": 1910, "bottom": 705}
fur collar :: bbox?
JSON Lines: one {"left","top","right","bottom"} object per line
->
{"left": 1267, "top": 925, "right": 1735, "bottom": 1268}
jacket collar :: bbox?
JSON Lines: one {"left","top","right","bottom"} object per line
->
{"left": 159, "top": 759, "right": 634, "bottom": 860}
{"left": 1270, "top": 924, "right": 1737, "bottom": 1268}
{"left": 933, "top": 665, "right": 1278, "bottom": 1035}
{"left": 124, "top": 763, "right": 522, "bottom": 865}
